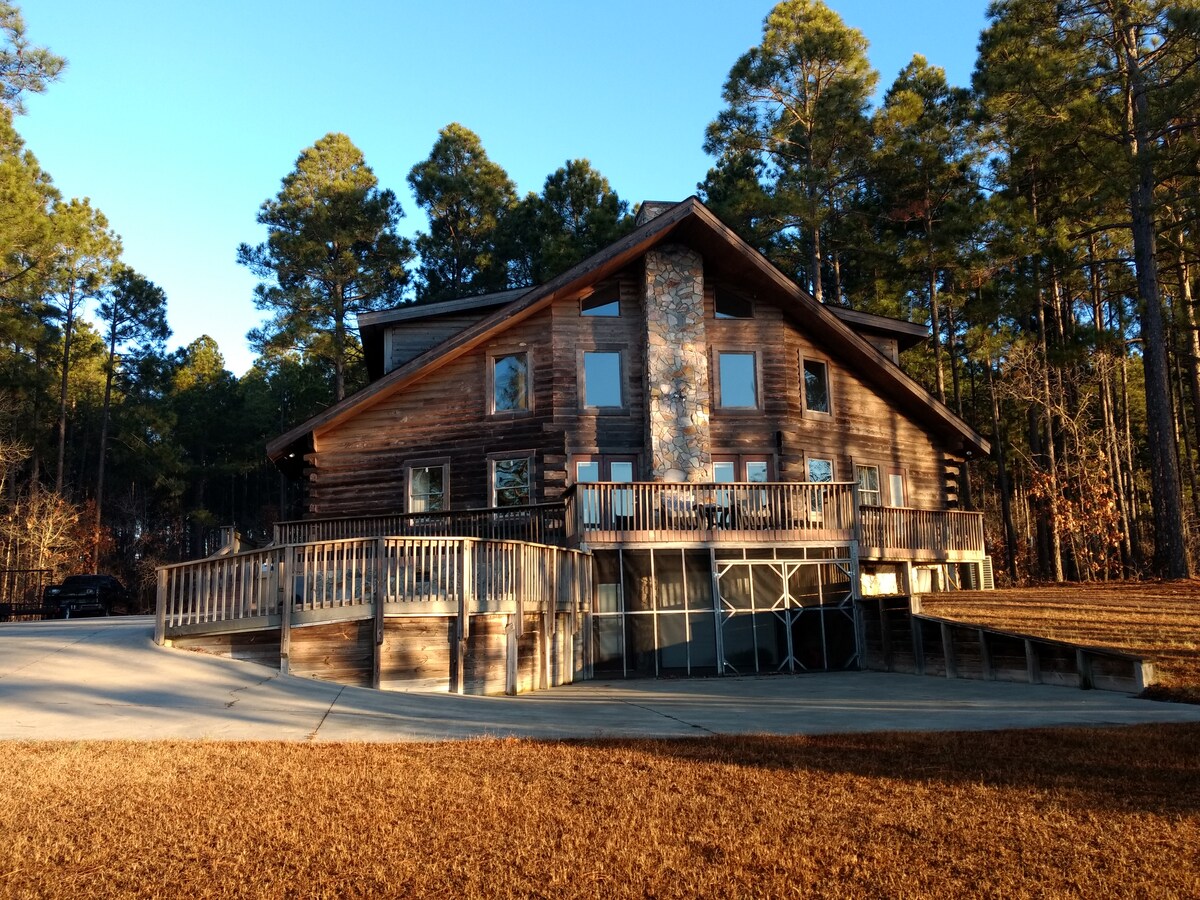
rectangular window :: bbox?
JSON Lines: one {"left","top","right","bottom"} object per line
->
{"left": 715, "top": 288, "right": 753, "bottom": 319}
{"left": 717, "top": 351, "right": 758, "bottom": 408}
{"left": 803, "top": 359, "right": 830, "bottom": 414}
{"left": 492, "top": 353, "right": 529, "bottom": 413}
{"left": 574, "top": 456, "right": 636, "bottom": 525}
{"left": 583, "top": 351, "right": 623, "bottom": 408}
{"left": 493, "top": 457, "right": 531, "bottom": 507}
{"left": 808, "top": 457, "right": 833, "bottom": 483}
{"left": 889, "top": 472, "right": 907, "bottom": 507}
{"left": 408, "top": 464, "right": 446, "bottom": 512}
{"left": 809, "top": 457, "right": 834, "bottom": 517}
{"left": 581, "top": 289, "right": 620, "bottom": 317}
{"left": 856, "top": 465, "right": 881, "bottom": 506}
{"left": 712, "top": 456, "right": 773, "bottom": 482}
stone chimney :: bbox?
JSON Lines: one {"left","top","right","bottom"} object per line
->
{"left": 644, "top": 244, "right": 712, "bottom": 482}
{"left": 635, "top": 200, "right": 679, "bottom": 226}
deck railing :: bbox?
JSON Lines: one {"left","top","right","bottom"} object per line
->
{"left": 566, "top": 481, "right": 859, "bottom": 545}
{"left": 156, "top": 535, "right": 586, "bottom": 640}
{"left": 264, "top": 486, "right": 987, "bottom": 561}
{"left": 858, "top": 505, "right": 985, "bottom": 561}
{"left": 273, "top": 503, "right": 567, "bottom": 546}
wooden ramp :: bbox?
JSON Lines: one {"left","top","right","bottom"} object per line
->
{"left": 157, "top": 536, "right": 592, "bottom": 696}
{"left": 857, "top": 596, "right": 1155, "bottom": 693}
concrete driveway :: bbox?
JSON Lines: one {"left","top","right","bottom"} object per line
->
{"left": 2, "top": 618, "right": 1199, "bottom": 742}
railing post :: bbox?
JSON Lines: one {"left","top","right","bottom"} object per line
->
{"left": 372, "top": 537, "right": 385, "bottom": 690}
{"left": 154, "top": 568, "right": 167, "bottom": 645}
{"left": 279, "top": 546, "right": 293, "bottom": 675}
{"left": 455, "top": 540, "right": 471, "bottom": 695}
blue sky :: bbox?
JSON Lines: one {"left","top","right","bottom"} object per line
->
{"left": 17, "top": 0, "right": 990, "bottom": 375}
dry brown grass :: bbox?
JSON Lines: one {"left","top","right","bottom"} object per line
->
{"left": 919, "top": 579, "right": 1200, "bottom": 699}
{"left": 2, "top": 728, "right": 1199, "bottom": 898}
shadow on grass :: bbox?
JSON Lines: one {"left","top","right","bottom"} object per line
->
{"left": 546, "top": 724, "right": 1200, "bottom": 817}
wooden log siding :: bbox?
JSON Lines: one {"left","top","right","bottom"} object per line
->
{"left": 567, "top": 481, "right": 857, "bottom": 546}
{"left": 157, "top": 536, "right": 586, "bottom": 638}
{"left": 858, "top": 506, "right": 985, "bottom": 561}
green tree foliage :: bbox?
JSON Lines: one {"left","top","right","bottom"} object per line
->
{"left": 503, "top": 159, "right": 633, "bottom": 285}
{"left": 704, "top": 0, "right": 877, "bottom": 302}
{"left": 45, "top": 197, "right": 120, "bottom": 493}
{"left": 872, "top": 55, "right": 983, "bottom": 402}
{"left": 93, "top": 268, "right": 169, "bottom": 560}
{"left": 408, "top": 123, "right": 516, "bottom": 303}
{"left": 239, "top": 132, "right": 412, "bottom": 402}
{"left": 0, "top": 2, "right": 64, "bottom": 114}
{"left": 976, "top": 0, "right": 1200, "bottom": 578}
{"left": 0, "top": 107, "right": 57, "bottom": 291}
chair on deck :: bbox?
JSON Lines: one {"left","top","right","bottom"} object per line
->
{"left": 659, "top": 488, "right": 697, "bottom": 530}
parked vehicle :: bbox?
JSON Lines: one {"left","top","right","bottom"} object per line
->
{"left": 42, "top": 574, "right": 130, "bottom": 618}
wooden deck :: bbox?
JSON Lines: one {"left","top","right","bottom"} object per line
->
{"left": 270, "top": 482, "right": 987, "bottom": 561}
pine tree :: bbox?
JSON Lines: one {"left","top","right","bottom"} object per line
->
{"left": 239, "top": 133, "right": 412, "bottom": 402}
{"left": 407, "top": 123, "right": 516, "bottom": 303}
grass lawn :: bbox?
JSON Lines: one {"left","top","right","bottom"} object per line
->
{"left": 920, "top": 579, "right": 1200, "bottom": 701}
{"left": 2, "top": 727, "right": 1199, "bottom": 898}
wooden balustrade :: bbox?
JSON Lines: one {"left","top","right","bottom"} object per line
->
{"left": 273, "top": 503, "right": 567, "bottom": 546}
{"left": 858, "top": 505, "right": 985, "bottom": 561}
{"left": 156, "top": 535, "right": 583, "bottom": 640}
{"left": 566, "top": 481, "right": 858, "bottom": 545}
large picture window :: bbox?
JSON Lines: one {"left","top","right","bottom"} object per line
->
{"left": 491, "top": 353, "right": 529, "bottom": 413}
{"left": 803, "top": 358, "right": 830, "bottom": 414}
{"left": 408, "top": 464, "right": 447, "bottom": 512}
{"left": 582, "top": 351, "right": 623, "bottom": 408}
{"left": 492, "top": 457, "right": 532, "bottom": 507}
{"left": 716, "top": 351, "right": 758, "bottom": 408}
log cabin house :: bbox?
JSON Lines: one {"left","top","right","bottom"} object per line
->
{"left": 156, "top": 198, "right": 993, "bottom": 693}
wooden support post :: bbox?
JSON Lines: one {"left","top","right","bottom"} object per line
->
{"left": 911, "top": 615, "right": 925, "bottom": 676}
{"left": 372, "top": 538, "right": 385, "bottom": 691}
{"left": 940, "top": 621, "right": 956, "bottom": 679}
{"left": 979, "top": 628, "right": 993, "bottom": 681}
{"left": 505, "top": 615, "right": 518, "bottom": 696}
{"left": 455, "top": 542, "right": 472, "bottom": 695}
{"left": 279, "top": 547, "right": 292, "bottom": 675}
{"left": 1024, "top": 638, "right": 1040, "bottom": 684}
{"left": 879, "top": 601, "right": 893, "bottom": 672}
{"left": 1076, "top": 648, "right": 1093, "bottom": 690}
{"left": 154, "top": 568, "right": 167, "bottom": 645}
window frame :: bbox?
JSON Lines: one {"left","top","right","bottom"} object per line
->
{"left": 711, "top": 453, "right": 775, "bottom": 482}
{"left": 713, "top": 347, "right": 762, "bottom": 411}
{"left": 489, "top": 452, "right": 535, "bottom": 508}
{"left": 578, "top": 347, "right": 627, "bottom": 412}
{"left": 484, "top": 352, "right": 532, "bottom": 420}
{"left": 805, "top": 454, "right": 836, "bottom": 484}
{"left": 887, "top": 468, "right": 908, "bottom": 507}
{"left": 800, "top": 353, "right": 833, "bottom": 418}
{"left": 854, "top": 463, "right": 882, "bottom": 507}
{"left": 579, "top": 286, "right": 622, "bottom": 318}
{"left": 406, "top": 458, "right": 450, "bottom": 513}
{"left": 714, "top": 287, "right": 754, "bottom": 320}
{"left": 487, "top": 349, "right": 533, "bottom": 417}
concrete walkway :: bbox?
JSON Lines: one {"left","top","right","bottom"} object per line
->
{"left": 2, "top": 618, "right": 1199, "bottom": 742}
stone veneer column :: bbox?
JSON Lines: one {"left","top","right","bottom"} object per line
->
{"left": 644, "top": 245, "right": 711, "bottom": 481}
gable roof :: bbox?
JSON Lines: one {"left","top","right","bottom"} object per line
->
{"left": 267, "top": 197, "right": 989, "bottom": 463}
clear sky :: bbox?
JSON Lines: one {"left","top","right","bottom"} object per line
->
{"left": 16, "top": 0, "right": 990, "bottom": 375}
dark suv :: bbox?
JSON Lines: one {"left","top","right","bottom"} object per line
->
{"left": 42, "top": 575, "right": 131, "bottom": 618}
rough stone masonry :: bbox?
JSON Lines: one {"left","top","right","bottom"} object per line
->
{"left": 643, "top": 244, "right": 712, "bottom": 481}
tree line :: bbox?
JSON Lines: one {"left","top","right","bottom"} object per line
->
{"left": 2, "top": 0, "right": 1198, "bottom": 594}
